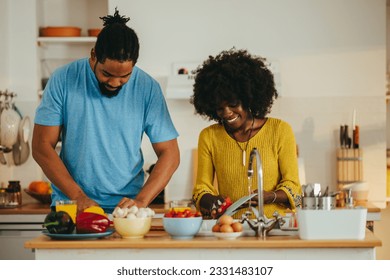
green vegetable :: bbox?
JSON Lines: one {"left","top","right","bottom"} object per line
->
{"left": 43, "top": 211, "right": 75, "bottom": 234}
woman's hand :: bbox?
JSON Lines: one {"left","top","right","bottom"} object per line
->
{"left": 199, "top": 193, "right": 227, "bottom": 219}
{"left": 249, "top": 189, "right": 278, "bottom": 205}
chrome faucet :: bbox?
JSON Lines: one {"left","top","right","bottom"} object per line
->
{"left": 241, "top": 148, "right": 285, "bottom": 239}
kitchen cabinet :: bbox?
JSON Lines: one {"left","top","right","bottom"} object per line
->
{"left": 0, "top": 203, "right": 50, "bottom": 260}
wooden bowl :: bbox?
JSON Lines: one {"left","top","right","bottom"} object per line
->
{"left": 40, "top": 26, "right": 81, "bottom": 37}
{"left": 24, "top": 189, "right": 52, "bottom": 204}
{"left": 88, "top": 28, "right": 101, "bottom": 37}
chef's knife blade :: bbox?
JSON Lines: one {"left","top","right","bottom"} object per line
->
{"left": 344, "top": 125, "right": 349, "bottom": 148}
{"left": 340, "top": 125, "right": 345, "bottom": 148}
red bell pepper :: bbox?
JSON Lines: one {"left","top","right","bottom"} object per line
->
{"left": 217, "top": 197, "right": 233, "bottom": 214}
{"left": 76, "top": 212, "right": 110, "bottom": 234}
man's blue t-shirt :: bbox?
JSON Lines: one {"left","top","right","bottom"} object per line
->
{"left": 35, "top": 58, "right": 179, "bottom": 213}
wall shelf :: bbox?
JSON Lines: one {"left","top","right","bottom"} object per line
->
{"left": 37, "top": 37, "right": 96, "bottom": 44}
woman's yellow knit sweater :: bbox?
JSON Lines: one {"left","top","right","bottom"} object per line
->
{"left": 192, "top": 118, "right": 302, "bottom": 218}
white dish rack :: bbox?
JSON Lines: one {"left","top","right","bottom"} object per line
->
{"left": 297, "top": 208, "right": 367, "bottom": 240}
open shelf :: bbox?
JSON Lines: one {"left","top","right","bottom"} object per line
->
{"left": 37, "top": 37, "right": 96, "bottom": 44}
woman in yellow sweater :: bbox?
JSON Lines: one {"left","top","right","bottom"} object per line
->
{"left": 190, "top": 49, "right": 302, "bottom": 219}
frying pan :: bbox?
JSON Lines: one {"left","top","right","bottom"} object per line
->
{"left": 13, "top": 116, "right": 31, "bottom": 166}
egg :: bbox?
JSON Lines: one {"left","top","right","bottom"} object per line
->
{"left": 212, "top": 224, "right": 220, "bottom": 232}
{"left": 231, "top": 222, "right": 243, "bottom": 232}
{"left": 220, "top": 224, "right": 234, "bottom": 233}
{"left": 218, "top": 215, "right": 234, "bottom": 225}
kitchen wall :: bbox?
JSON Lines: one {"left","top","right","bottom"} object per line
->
{"left": 0, "top": 0, "right": 9, "bottom": 87}
{"left": 0, "top": 0, "right": 387, "bottom": 207}
{"left": 109, "top": 0, "right": 388, "bottom": 206}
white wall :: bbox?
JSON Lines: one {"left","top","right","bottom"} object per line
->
{"left": 0, "top": 0, "right": 9, "bottom": 87}
{"left": 110, "top": 0, "right": 388, "bottom": 205}
{"left": 0, "top": 0, "right": 387, "bottom": 207}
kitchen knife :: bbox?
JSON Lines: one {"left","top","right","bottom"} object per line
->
{"left": 344, "top": 125, "right": 349, "bottom": 148}
{"left": 340, "top": 125, "right": 345, "bottom": 148}
{"left": 353, "top": 125, "right": 359, "bottom": 148}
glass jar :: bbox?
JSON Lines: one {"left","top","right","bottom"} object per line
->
{"left": 7, "top": 180, "right": 22, "bottom": 206}
{"left": 0, "top": 188, "right": 7, "bottom": 206}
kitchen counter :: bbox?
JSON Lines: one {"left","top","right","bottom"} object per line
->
{"left": 25, "top": 228, "right": 381, "bottom": 260}
{"left": 9, "top": 203, "right": 382, "bottom": 260}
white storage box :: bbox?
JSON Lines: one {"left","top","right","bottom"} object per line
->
{"left": 297, "top": 208, "right": 367, "bottom": 240}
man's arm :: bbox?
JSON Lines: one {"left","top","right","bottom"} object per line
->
{"left": 116, "top": 138, "right": 180, "bottom": 209}
{"left": 32, "top": 124, "right": 98, "bottom": 212}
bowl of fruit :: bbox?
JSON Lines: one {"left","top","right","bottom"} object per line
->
{"left": 212, "top": 215, "right": 243, "bottom": 240}
{"left": 24, "top": 181, "right": 52, "bottom": 204}
{"left": 163, "top": 207, "right": 203, "bottom": 240}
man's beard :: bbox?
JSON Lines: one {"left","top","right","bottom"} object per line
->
{"left": 98, "top": 82, "right": 122, "bottom": 98}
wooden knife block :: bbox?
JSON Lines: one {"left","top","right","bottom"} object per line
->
{"left": 336, "top": 148, "right": 363, "bottom": 188}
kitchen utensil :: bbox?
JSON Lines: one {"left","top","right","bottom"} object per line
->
{"left": 323, "top": 186, "right": 329, "bottom": 196}
{"left": 12, "top": 116, "right": 31, "bottom": 166}
{"left": 340, "top": 125, "right": 345, "bottom": 148}
{"left": 0, "top": 148, "right": 6, "bottom": 165}
{"left": 0, "top": 107, "right": 21, "bottom": 147}
{"left": 312, "top": 183, "right": 321, "bottom": 196}
{"left": 318, "top": 196, "right": 336, "bottom": 210}
{"left": 302, "top": 197, "right": 319, "bottom": 209}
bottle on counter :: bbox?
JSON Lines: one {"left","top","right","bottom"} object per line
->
{"left": 0, "top": 187, "right": 7, "bottom": 206}
{"left": 7, "top": 180, "right": 22, "bottom": 207}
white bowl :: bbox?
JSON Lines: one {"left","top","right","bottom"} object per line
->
{"left": 113, "top": 217, "right": 152, "bottom": 239}
{"left": 213, "top": 231, "right": 242, "bottom": 240}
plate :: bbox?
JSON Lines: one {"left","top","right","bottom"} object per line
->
{"left": 42, "top": 228, "right": 115, "bottom": 240}
{"left": 220, "top": 193, "right": 257, "bottom": 218}
{"left": 213, "top": 231, "right": 243, "bottom": 240}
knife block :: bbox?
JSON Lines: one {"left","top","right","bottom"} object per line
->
{"left": 336, "top": 148, "right": 363, "bottom": 188}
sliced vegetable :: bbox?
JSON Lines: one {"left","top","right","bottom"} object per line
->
{"left": 83, "top": 206, "right": 107, "bottom": 217}
{"left": 76, "top": 212, "right": 110, "bottom": 234}
{"left": 43, "top": 211, "right": 75, "bottom": 234}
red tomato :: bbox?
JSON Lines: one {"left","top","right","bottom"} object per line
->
{"left": 175, "top": 212, "right": 185, "bottom": 218}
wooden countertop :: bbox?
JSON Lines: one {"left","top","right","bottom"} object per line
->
{"left": 0, "top": 203, "right": 51, "bottom": 214}
{"left": 24, "top": 229, "right": 381, "bottom": 250}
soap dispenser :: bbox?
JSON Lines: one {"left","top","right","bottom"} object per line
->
{"left": 345, "top": 188, "right": 354, "bottom": 208}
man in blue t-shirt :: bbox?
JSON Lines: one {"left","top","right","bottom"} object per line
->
{"left": 32, "top": 9, "right": 180, "bottom": 214}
